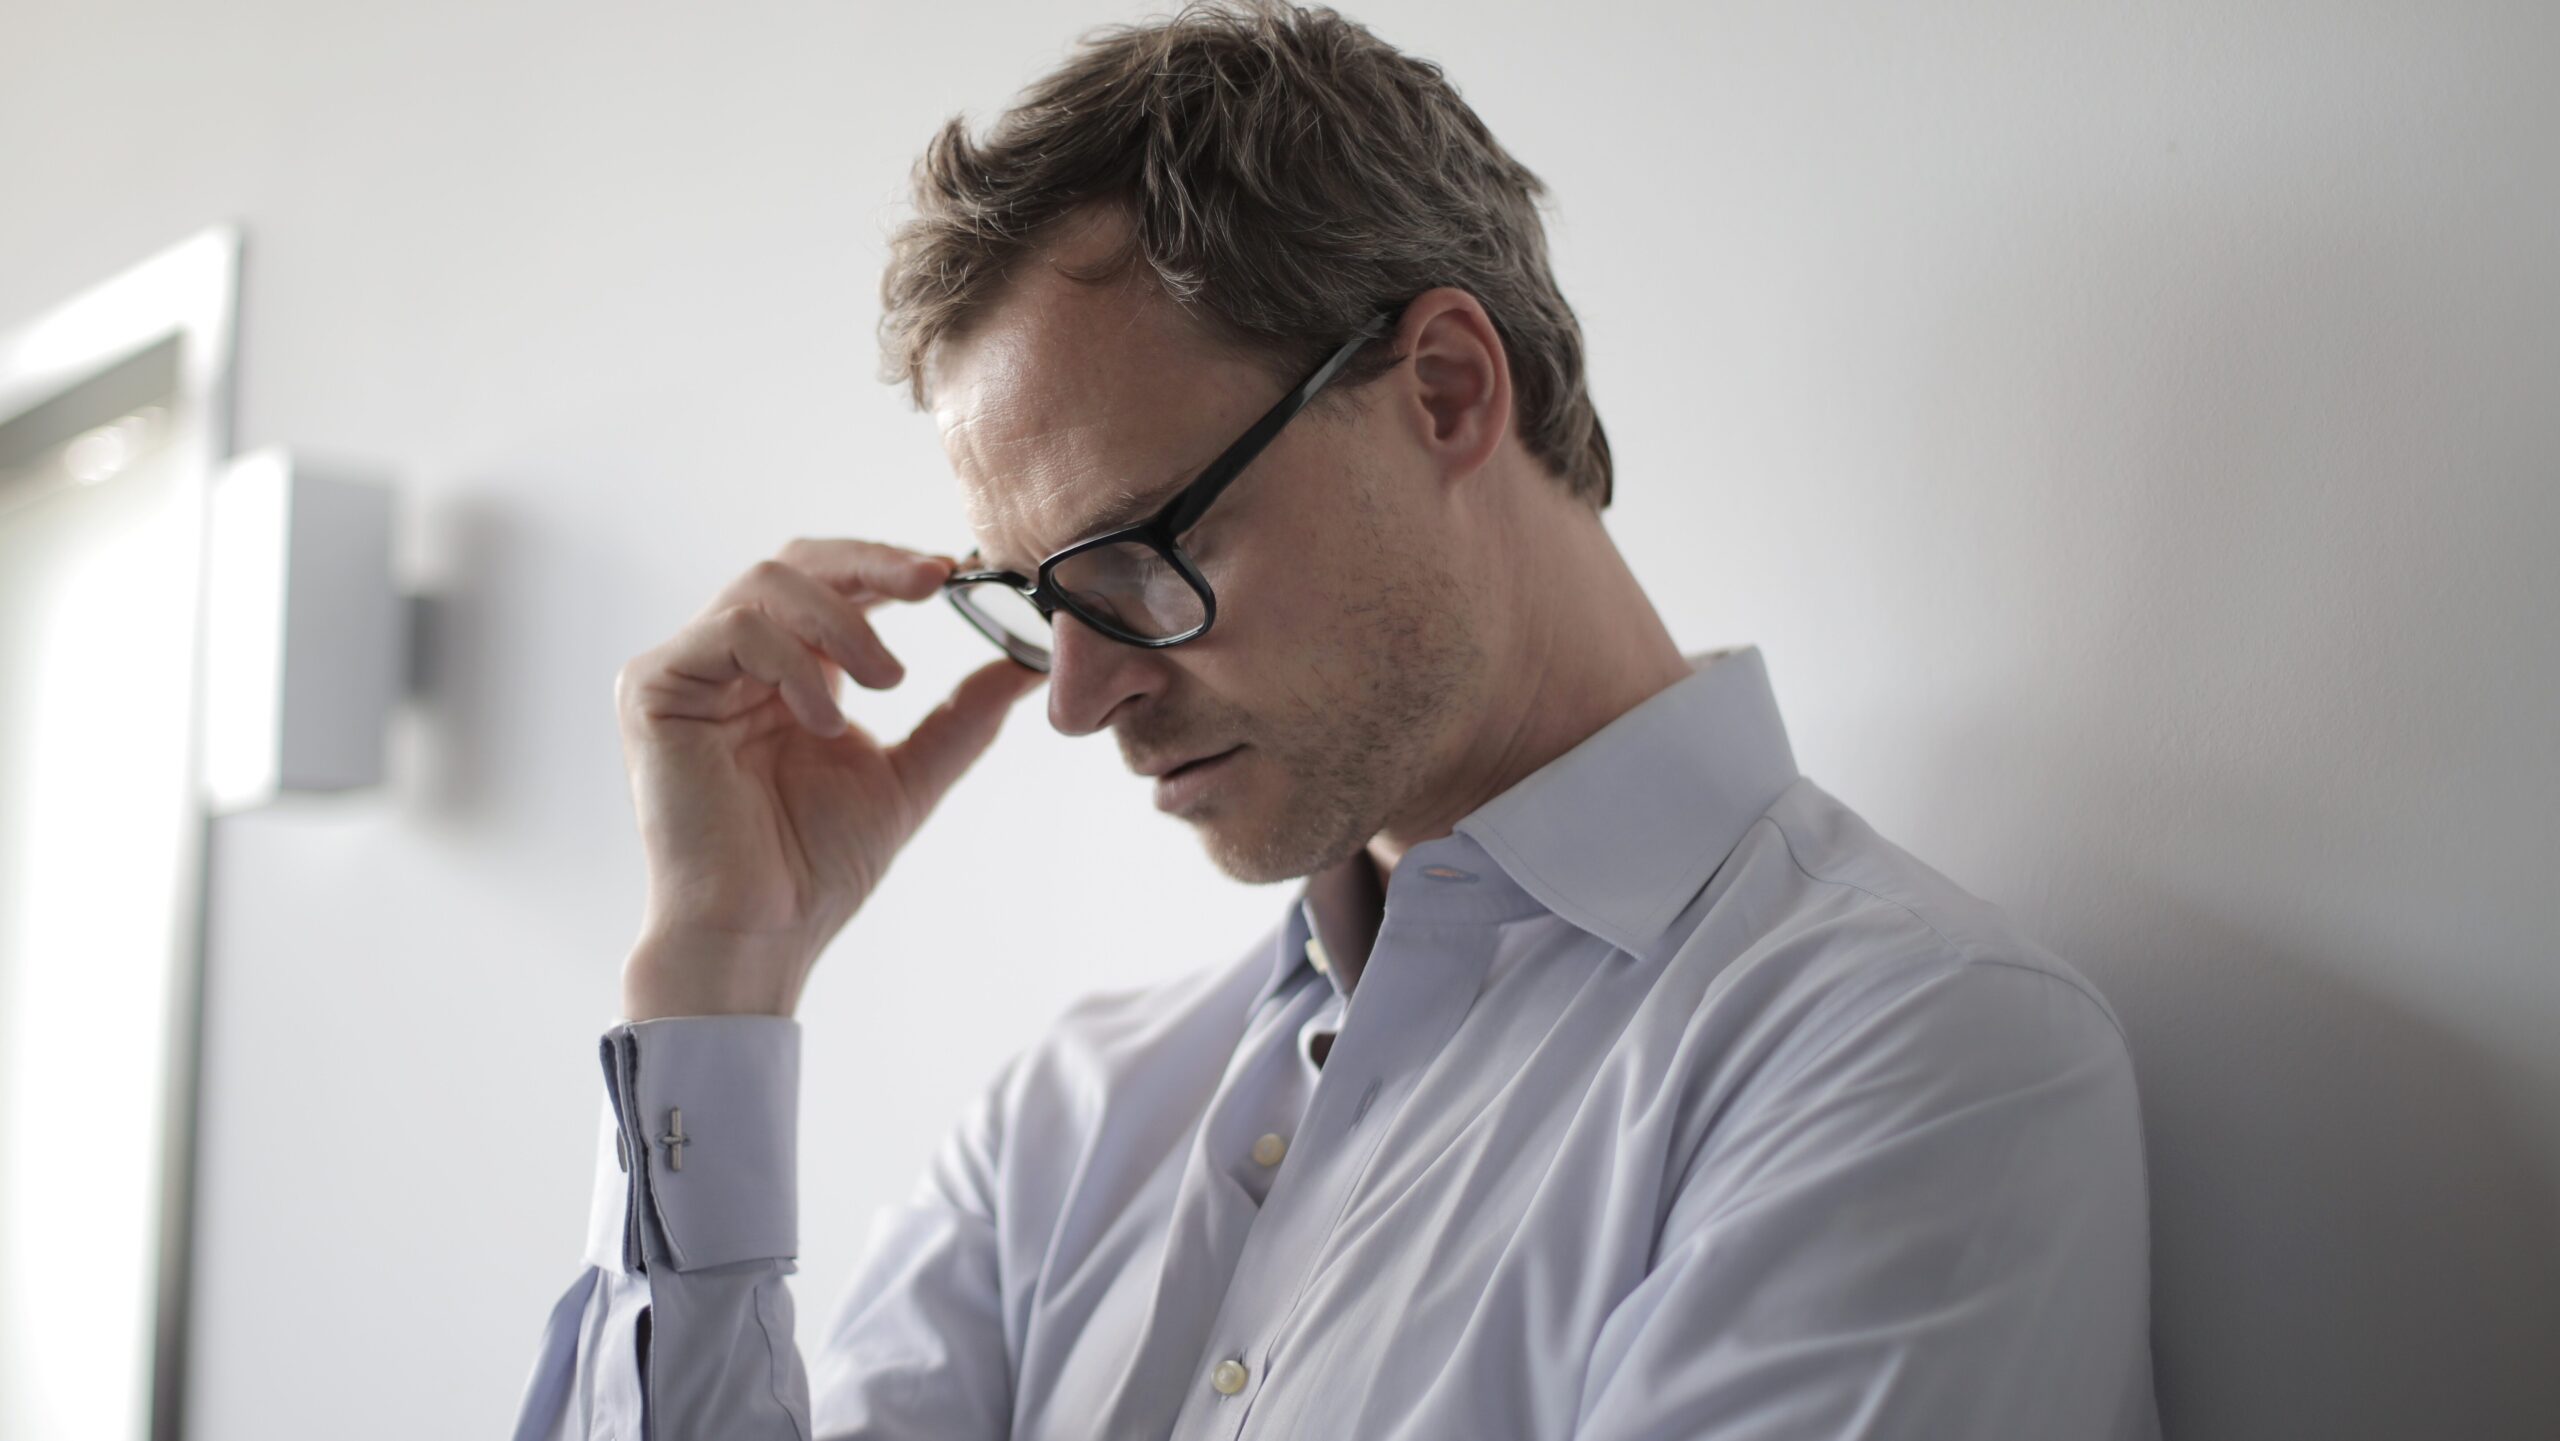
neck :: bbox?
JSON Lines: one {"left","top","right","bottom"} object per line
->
{"left": 1319, "top": 492, "right": 1690, "bottom": 993}
{"left": 1370, "top": 497, "right": 1689, "bottom": 873}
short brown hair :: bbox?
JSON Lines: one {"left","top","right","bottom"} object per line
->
{"left": 877, "top": 0, "right": 1612, "bottom": 509}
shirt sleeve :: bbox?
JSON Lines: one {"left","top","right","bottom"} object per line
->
{"left": 1568, "top": 959, "right": 2162, "bottom": 1441}
{"left": 510, "top": 1014, "right": 1026, "bottom": 1441}
{"left": 510, "top": 1015, "right": 813, "bottom": 1441}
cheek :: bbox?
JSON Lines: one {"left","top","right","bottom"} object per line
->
{"left": 1205, "top": 541, "right": 1349, "bottom": 651}
{"left": 1182, "top": 467, "right": 1394, "bottom": 695}
{"left": 1186, "top": 509, "right": 1293, "bottom": 614}
{"left": 1185, "top": 554, "right": 1364, "bottom": 718}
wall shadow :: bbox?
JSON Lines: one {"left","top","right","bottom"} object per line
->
{"left": 2082, "top": 888, "right": 2560, "bottom": 1440}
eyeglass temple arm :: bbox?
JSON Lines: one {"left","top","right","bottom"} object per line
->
{"left": 1160, "top": 323, "right": 1387, "bottom": 536}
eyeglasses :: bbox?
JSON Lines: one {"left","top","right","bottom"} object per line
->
{"left": 942, "top": 321, "right": 1386, "bottom": 673}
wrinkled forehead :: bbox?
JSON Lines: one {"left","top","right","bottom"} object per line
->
{"left": 927, "top": 269, "right": 1272, "bottom": 570}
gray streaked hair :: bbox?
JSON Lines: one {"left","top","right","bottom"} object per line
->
{"left": 877, "top": 0, "right": 1612, "bottom": 509}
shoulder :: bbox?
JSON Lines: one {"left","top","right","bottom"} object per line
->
{"left": 1687, "top": 777, "right": 2136, "bottom": 1104}
{"left": 1640, "top": 785, "right": 2153, "bottom": 1244}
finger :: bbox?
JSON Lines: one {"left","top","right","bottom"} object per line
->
{"left": 724, "top": 608, "right": 850, "bottom": 737}
{"left": 772, "top": 537, "right": 956, "bottom": 606}
{"left": 884, "top": 656, "right": 1047, "bottom": 815}
{"left": 657, "top": 603, "right": 848, "bottom": 736}
{"left": 726, "top": 558, "right": 907, "bottom": 690}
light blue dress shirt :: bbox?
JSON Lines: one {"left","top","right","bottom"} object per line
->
{"left": 513, "top": 644, "right": 2161, "bottom": 1440}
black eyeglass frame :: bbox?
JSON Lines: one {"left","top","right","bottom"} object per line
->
{"left": 942, "top": 318, "right": 1391, "bottom": 672}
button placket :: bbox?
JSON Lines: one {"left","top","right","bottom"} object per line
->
{"left": 1172, "top": 904, "right": 1500, "bottom": 1441}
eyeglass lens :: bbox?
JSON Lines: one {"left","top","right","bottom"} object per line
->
{"left": 950, "top": 581, "right": 1051, "bottom": 664}
{"left": 1048, "top": 541, "right": 1207, "bottom": 639}
{"left": 950, "top": 539, "right": 1209, "bottom": 668}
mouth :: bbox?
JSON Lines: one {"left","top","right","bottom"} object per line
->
{"left": 1152, "top": 745, "right": 1246, "bottom": 811}
{"left": 1166, "top": 746, "right": 1238, "bottom": 777}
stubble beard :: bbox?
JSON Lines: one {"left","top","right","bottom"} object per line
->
{"left": 1195, "top": 561, "right": 1484, "bottom": 887}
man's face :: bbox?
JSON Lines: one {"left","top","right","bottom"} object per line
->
{"left": 927, "top": 227, "right": 1485, "bottom": 884}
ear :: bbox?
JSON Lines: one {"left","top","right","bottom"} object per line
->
{"left": 1391, "top": 287, "right": 1513, "bottom": 486}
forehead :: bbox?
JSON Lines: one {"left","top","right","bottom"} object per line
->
{"left": 926, "top": 251, "right": 1278, "bottom": 567}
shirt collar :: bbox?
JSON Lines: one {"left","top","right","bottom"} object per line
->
{"left": 1255, "top": 644, "right": 1801, "bottom": 1011}
{"left": 1456, "top": 642, "right": 1800, "bottom": 955}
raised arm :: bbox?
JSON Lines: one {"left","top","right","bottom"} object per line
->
{"left": 510, "top": 537, "right": 1045, "bottom": 1439}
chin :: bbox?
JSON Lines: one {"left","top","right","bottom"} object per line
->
{"left": 1193, "top": 816, "right": 1299, "bottom": 887}
{"left": 1193, "top": 791, "right": 1374, "bottom": 888}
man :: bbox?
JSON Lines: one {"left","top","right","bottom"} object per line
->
{"left": 513, "top": 2, "right": 2161, "bottom": 1437}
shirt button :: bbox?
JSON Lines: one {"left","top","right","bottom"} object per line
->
{"left": 1251, "top": 1132, "right": 1288, "bottom": 1167}
{"left": 1210, "top": 1358, "right": 1250, "bottom": 1395}
{"left": 1421, "top": 865, "right": 1477, "bottom": 883}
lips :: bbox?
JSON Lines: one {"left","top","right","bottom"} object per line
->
{"left": 1151, "top": 745, "right": 1246, "bottom": 812}
{"left": 1139, "top": 744, "right": 1241, "bottom": 778}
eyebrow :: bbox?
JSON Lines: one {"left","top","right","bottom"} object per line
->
{"left": 983, "top": 458, "right": 1207, "bottom": 574}
{"left": 1063, "top": 474, "right": 1186, "bottom": 543}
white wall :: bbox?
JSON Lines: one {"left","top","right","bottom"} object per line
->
{"left": 4, "top": 2, "right": 2553, "bottom": 1436}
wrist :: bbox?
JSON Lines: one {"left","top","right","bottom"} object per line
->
{"left": 621, "top": 929, "right": 807, "bottom": 1020}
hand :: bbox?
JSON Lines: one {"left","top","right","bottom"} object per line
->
{"left": 612, "top": 538, "right": 1045, "bottom": 1019}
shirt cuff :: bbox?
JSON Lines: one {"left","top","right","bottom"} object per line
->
{"left": 580, "top": 1014, "right": 801, "bottom": 1274}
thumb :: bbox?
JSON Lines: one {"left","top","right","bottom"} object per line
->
{"left": 884, "top": 657, "right": 1046, "bottom": 816}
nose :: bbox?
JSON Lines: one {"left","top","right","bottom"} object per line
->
{"left": 1043, "top": 609, "right": 1163, "bottom": 737}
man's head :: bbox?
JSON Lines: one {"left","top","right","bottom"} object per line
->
{"left": 879, "top": 0, "right": 1613, "bottom": 884}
